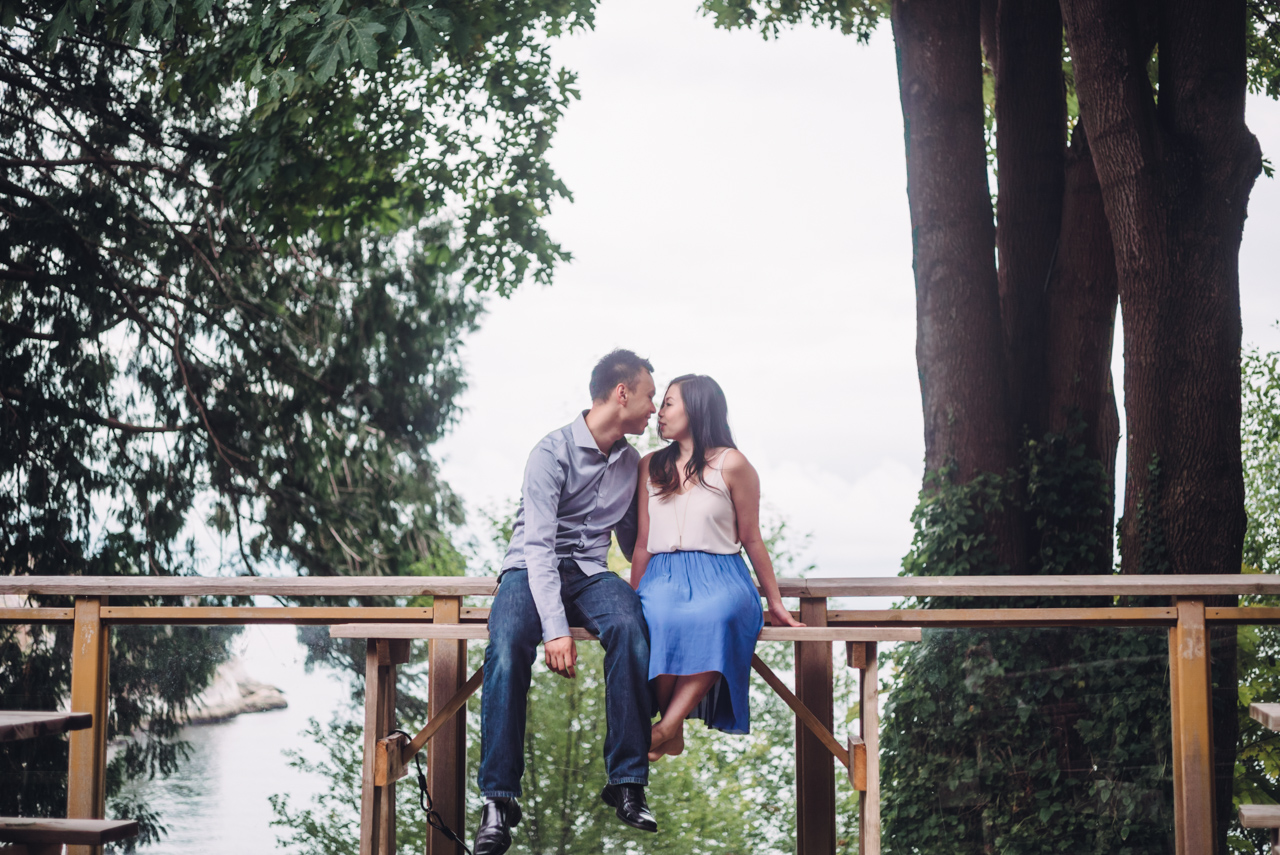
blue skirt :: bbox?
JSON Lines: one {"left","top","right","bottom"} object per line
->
{"left": 638, "top": 550, "right": 764, "bottom": 734}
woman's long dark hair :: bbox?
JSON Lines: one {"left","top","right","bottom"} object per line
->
{"left": 649, "top": 374, "right": 737, "bottom": 499}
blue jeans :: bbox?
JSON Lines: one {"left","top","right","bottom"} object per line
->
{"left": 478, "top": 561, "right": 652, "bottom": 798}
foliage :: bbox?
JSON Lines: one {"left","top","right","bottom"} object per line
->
{"left": 2, "top": 0, "right": 588, "bottom": 834}
{"left": 1231, "top": 343, "right": 1280, "bottom": 854}
{"left": 881, "top": 626, "right": 1173, "bottom": 854}
{"left": 700, "top": 0, "right": 884, "bottom": 41}
{"left": 881, "top": 422, "right": 1177, "bottom": 853}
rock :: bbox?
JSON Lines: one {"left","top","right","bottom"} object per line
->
{"left": 183, "top": 658, "right": 287, "bottom": 725}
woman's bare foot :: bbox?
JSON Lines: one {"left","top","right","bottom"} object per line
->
{"left": 647, "top": 720, "right": 685, "bottom": 761}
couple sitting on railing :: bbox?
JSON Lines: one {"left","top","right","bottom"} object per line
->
{"left": 475, "top": 350, "right": 803, "bottom": 854}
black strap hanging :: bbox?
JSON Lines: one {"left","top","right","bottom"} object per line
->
{"left": 388, "top": 730, "right": 473, "bottom": 855}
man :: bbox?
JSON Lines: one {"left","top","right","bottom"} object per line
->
{"left": 474, "top": 349, "right": 659, "bottom": 855}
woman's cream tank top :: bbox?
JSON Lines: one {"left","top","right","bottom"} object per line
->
{"left": 646, "top": 450, "right": 741, "bottom": 555}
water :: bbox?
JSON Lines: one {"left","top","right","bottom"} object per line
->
{"left": 128, "top": 626, "right": 351, "bottom": 855}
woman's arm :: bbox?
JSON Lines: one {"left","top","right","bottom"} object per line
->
{"left": 630, "top": 453, "right": 654, "bottom": 590}
{"left": 723, "top": 450, "right": 805, "bottom": 628}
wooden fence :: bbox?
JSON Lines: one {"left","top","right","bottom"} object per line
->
{"left": 5, "top": 574, "right": 1280, "bottom": 855}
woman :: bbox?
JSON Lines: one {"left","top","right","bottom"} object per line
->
{"left": 631, "top": 374, "right": 803, "bottom": 761}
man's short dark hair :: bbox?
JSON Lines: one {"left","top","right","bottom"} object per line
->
{"left": 589, "top": 349, "right": 654, "bottom": 402}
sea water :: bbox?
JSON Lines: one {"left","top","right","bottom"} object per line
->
{"left": 129, "top": 625, "right": 350, "bottom": 855}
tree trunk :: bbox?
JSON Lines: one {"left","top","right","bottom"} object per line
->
{"left": 1042, "top": 123, "right": 1121, "bottom": 563}
{"left": 1062, "top": 0, "right": 1261, "bottom": 843}
{"left": 892, "top": 0, "right": 1021, "bottom": 568}
{"left": 994, "top": 0, "right": 1066, "bottom": 441}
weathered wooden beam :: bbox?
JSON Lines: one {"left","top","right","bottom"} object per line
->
{"left": 749, "top": 655, "right": 850, "bottom": 768}
{"left": 6, "top": 573, "right": 1280, "bottom": 600}
{"left": 66, "top": 597, "right": 109, "bottom": 855}
{"left": 859, "top": 641, "right": 881, "bottom": 855}
{"left": 795, "top": 597, "right": 836, "bottom": 855}
{"left": 100, "top": 607, "right": 434, "bottom": 625}
{"left": 848, "top": 735, "right": 867, "bottom": 791}
{"left": 0, "top": 712, "right": 93, "bottom": 742}
{"left": 0, "top": 576, "right": 498, "bottom": 597}
{"left": 1251, "top": 703, "right": 1280, "bottom": 731}
{"left": 427, "top": 597, "right": 466, "bottom": 855}
{"left": 331, "top": 623, "right": 921, "bottom": 643}
{"left": 1170, "top": 599, "right": 1215, "bottom": 855}
{"left": 359, "top": 640, "right": 397, "bottom": 855}
{"left": 0, "top": 608, "right": 74, "bottom": 625}
{"left": 825, "top": 607, "right": 1177, "bottom": 627}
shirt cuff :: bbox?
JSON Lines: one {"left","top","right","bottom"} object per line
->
{"left": 542, "top": 616, "right": 572, "bottom": 643}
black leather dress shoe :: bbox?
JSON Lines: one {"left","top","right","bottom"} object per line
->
{"left": 474, "top": 798, "right": 521, "bottom": 855}
{"left": 601, "top": 783, "right": 658, "bottom": 832}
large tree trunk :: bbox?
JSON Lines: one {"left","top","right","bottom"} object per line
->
{"left": 892, "top": 0, "right": 1022, "bottom": 569}
{"left": 1042, "top": 123, "right": 1121, "bottom": 564}
{"left": 1061, "top": 0, "right": 1261, "bottom": 843}
{"left": 994, "top": 0, "right": 1066, "bottom": 442}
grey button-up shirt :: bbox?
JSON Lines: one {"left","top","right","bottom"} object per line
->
{"left": 501, "top": 412, "right": 640, "bottom": 641}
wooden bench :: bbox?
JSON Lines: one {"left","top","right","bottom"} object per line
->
{"left": 0, "top": 713, "right": 93, "bottom": 743}
{"left": 330, "top": 621, "right": 918, "bottom": 855}
{"left": 0, "top": 818, "right": 139, "bottom": 855}
{"left": 1239, "top": 805, "right": 1280, "bottom": 854}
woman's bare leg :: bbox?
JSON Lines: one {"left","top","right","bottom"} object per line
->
{"left": 649, "top": 671, "right": 719, "bottom": 760}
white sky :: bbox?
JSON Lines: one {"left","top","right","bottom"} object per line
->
{"left": 435, "top": 0, "right": 1280, "bottom": 581}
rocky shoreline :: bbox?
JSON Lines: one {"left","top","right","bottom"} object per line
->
{"left": 181, "top": 658, "right": 287, "bottom": 725}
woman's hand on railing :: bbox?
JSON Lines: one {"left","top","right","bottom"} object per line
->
{"left": 767, "top": 600, "right": 805, "bottom": 628}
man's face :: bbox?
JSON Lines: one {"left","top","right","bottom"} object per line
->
{"left": 620, "top": 370, "right": 657, "bottom": 435}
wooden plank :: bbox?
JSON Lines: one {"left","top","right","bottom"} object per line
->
{"left": 330, "top": 623, "right": 920, "bottom": 643}
{"left": 375, "top": 732, "right": 409, "bottom": 788}
{"left": 376, "top": 667, "right": 485, "bottom": 786}
{"left": 848, "top": 736, "right": 867, "bottom": 791}
{"left": 66, "top": 597, "right": 109, "bottom": 855}
{"left": 1209, "top": 607, "right": 1280, "bottom": 625}
{"left": 847, "top": 641, "right": 869, "bottom": 670}
{"left": 795, "top": 597, "right": 836, "bottom": 855}
{"left": 359, "top": 640, "right": 398, "bottom": 855}
{"left": 0, "top": 576, "right": 498, "bottom": 598}
{"left": 1252, "top": 704, "right": 1280, "bottom": 731}
{"left": 860, "top": 641, "right": 881, "bottom": 855}
{"left": 6, "top": 573, "right": 1280, "bottom": 599}
{"left": 0, "top": 819, "right": 138, "bottom": 845}
{"left": 1169, "top": 626, "right": 1185, "bottom": 855}
{"left": 764, "top": 627, "right": 920, "bottom": 642}
{"left": 0, "top": 712, "right": 93, "bottom": 742}
{"left": 1170, "top": 599, "right": 1215, "bottom": 855}
{"left": 427, "top": 596, "right": 466, "bottom": 855}
{"left": 101, "top": 607, "right": 433, "bottom": 625}
{"left": 0, "top": 609, "right": 74, "bottom": 625}
{"left": 826, "top": 607, "right": 1177, "bottom": 627}
{"left": 1240, "top": 804, "right": 1280, "bottom": 827}
{"left": 749, "top": 655, "right": 850, "bottom": 768}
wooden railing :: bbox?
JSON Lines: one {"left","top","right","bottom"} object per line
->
{"left": 4, "top": 574, "right": 1280, "bottom": 855}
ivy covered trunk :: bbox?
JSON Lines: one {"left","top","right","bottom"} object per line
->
{"left": 881, "top": 0, "right": 1259, "bottom": 851}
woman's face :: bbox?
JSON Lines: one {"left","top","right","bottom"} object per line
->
{"left": 657, "top": 382, "right": 689, "bottom": 442}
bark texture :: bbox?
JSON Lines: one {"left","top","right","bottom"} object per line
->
{"left": 1062, "top": 0, "right": 1261, "bottom": 841}
{"left": 1043, "top": 123, "right": 1121, "bottom": 556}
{"left": 994, "top": 0, "right": 1066, "bottom": 440}
{"left": 893, "top": 0, "right": 1022, "bottom": 570}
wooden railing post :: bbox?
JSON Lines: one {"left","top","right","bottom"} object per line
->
{"left": 426, "top": 596, "right": 466, "bottom": 855}
{"left": 852, "top": 641, "right": 880, "bottom": 855}
{"left": 67, "top": 595, "right": 109, "bottom": 855}
{"left": 360, "top": 638, "right": 407, "bottom": 855}
{"left": 796, "top": 597, "right": 835, "bottom": 855}
{"left": 1170, "top": 597, "right": 1216, "bottom": 855}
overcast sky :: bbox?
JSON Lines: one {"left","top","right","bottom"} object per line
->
{"left": 434, "top": 0, "right": 1280, "bottom": 582}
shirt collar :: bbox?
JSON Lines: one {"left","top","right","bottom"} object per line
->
{"left": 572, "top": 411, "right": 630, "bottom": 461}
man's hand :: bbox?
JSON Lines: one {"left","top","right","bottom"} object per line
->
{"left": 544, "top": 635, "right": 577, "bottom": 679}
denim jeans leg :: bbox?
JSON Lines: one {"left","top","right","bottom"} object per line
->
{"left": 562, "top": 564, "right": 652, "bottom": 786}
{"left": 478, "top": 570, "right": 542, "bottom": 798}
